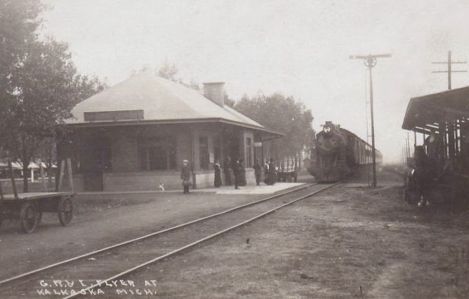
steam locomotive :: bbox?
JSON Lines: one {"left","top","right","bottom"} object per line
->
{"left": 307, "top": 121, "right": 382, "bottom": 182}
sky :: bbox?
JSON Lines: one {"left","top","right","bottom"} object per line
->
{"left": 41, "top": 0, "right": 469, "bottom": 163}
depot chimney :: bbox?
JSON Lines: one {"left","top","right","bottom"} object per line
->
{"left": 203, "top": 82, "right": 225, "bottom": 107}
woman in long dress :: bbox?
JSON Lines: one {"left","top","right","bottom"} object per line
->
{"left": 214, "top": 161, "right": 222, "bottom": 187}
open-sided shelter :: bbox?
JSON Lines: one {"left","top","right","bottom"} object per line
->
{"left": 402, "top": 85, "right": 469, "bottom": 167}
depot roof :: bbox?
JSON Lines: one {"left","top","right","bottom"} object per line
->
{"left": 66, "top": 72, "right": 282, "bottom": 137}
{"left": 402, "top": 85, "right": 469, "bottom": 132}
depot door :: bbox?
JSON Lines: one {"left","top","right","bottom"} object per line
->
{"left": 82, "top": 137, "right": 111, "bottom": 191}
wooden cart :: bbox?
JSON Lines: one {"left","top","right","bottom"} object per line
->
{"left": 0, "top": 192, "right": 73, "bottom": 233}
{"left": 0, "top": 159, "right": 74, "bottom": 233}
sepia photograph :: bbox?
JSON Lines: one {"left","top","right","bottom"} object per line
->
{"left": 1, "top": 0, "right": 469, "bottom": 298}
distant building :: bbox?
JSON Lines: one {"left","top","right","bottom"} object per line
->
{"left": 60, "top": 72, "right": 281, "bottom": 191}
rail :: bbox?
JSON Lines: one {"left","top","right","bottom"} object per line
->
{"left": 64, "top": 183, "right": 337, "bottom": 299}
{"left": 0, "top": 183, "right": 314, "bottom": 287}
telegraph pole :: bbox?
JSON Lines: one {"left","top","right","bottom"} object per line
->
{"left": 432, "top": 50, "right": 467, "bottom": 90}
{"left": 350, "top": 54, "right": 391, "bottom": 188}
{"left": 431, "top": 51, "right": 467, "bottom": 160}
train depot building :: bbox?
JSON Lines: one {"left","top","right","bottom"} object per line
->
{"left": 61, "top": 72, "right": 281, "bottom": 191}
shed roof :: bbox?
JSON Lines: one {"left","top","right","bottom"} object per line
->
{"left": 402, "top": 86, "right": 469, "bottom": 131}
{"left": 67, "top": 72, "right": 278, "bottom": 135}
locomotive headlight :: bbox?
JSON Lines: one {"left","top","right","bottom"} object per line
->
{"left": 324, "top": 126, "right": 331, "bottom": 133}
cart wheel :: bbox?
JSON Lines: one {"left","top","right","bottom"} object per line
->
{"left": 58, "top": 197, "right": 73, "bottom": 226}
{"left": 0, "top": 205, "right": 3, "bottom": 228}
{"left": 37, "top": 211, "right": 43, "bottom": 224}
{"left": 20, "top": 202, "right": 39, "bottom": 233}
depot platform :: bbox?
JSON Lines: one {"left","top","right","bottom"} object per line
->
{"left": 75, "top": 182, "right": 305, "bottom": 198}
{"left": 201, "top": 182, "right": 304, "bottom": 194}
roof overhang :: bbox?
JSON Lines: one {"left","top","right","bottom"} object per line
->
{"left": 402, "top": 86, "right": 469, "bottom": 131}
{"left": 64, "top": 117, "right": 284, "bottom": 139}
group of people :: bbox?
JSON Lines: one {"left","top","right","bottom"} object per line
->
{"left": 219, "top": 157, "right": 246, "bottom": 189}
{"left": 180, "top": 157, "right": 278, "bottom": 194}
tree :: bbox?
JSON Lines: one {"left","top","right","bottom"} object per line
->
{"left": 0, "top": 0, "right": 42, "bottom": 152}
{"left": 157, "top": 62, "right": 178, "bottom": 81}
{"left": 4, "top": 39, "right": 105, "bottom": 191}
{"left": 156, "top": 62, "right": 202, "bottom": 92}
{"left": 0, "top": 1, "right": 105, "bottom": 191}
{"left": 224, "top": 92, "right": 235, "bottom": 107}
{"left": 235, "top": 93, "right": 314, "bottom": 160}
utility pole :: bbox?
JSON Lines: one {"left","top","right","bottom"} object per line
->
{"left": 350, "top": 54, "right": 391, "bottom": 188}
{"left": 432, "top": 50, "right": 467, "bottom": 90}
{"left": 431, "top": 51, "right": 467, "bottom": 160}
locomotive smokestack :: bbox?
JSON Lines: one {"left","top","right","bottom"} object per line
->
{"left": 203, "top": 82, "right": 225, "bottom": 107}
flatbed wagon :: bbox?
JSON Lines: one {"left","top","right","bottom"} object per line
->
{"left": 1, "top": 192, "right": 73, "bottom": 233}
{"left": 0, "top": 159, "right": 74, "bottom": 233}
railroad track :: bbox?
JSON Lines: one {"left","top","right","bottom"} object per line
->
{"left": 0, "top": 183, "right": 337, "bottom": 298}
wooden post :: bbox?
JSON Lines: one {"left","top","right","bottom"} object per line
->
{"left": 8, "top": 160, "right": 18, "bottom": 200}
{"left": 0, "top": 179, "right": 4, "bottom": 201}
{"left": 39, "top": 161, "right": 47, "bottom": 191}
{"left": 66, "top": 158, "right": 74, "bottom": 193}
{"left": 191, "top": 130, "right": 197, "bottom": 189}
{"left": 448, "top": 123, "right": 455, "bottom": 159}
{"left": 261, "top": 139, "right": 265, "bottom": 165}
{"left": 55, "top": 160, "right": 61, "bottom": 192}
{"left": 47, "top": 160, "right": 53, "bottom": 188}
{"left": 57, "top": 160, "right": 65, "bottom": 192}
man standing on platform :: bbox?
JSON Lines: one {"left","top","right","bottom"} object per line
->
{"left": 232, "top": 159, "right": 241, "bottom": 189}
{"left": 224, "top": 157, "right": 232, "bottom": 186}
{"left": 267, "top": 158, "right": 276, "bottom": 185}
{"left": 181, "top": 160, "right": 191, "bottom": 194}
{"left": 214, "top": 161, "right": 222, "bottom": 187}
{"left": 254, "top": 159, "right": 262, "bottom": 186}
{"left": 264, "top": 160, "right": 269, "bottom": 184}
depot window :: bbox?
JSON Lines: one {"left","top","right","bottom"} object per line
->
{"left": 199, "top": 136, "right": 209, "bottom": 170}
{"left": 139, "top": 137, "right": 176, "bottom": 170}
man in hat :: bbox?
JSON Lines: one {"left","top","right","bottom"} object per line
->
{"left": 267, "top": 158, "right": 276, "bottom": 185}
{"left": 253, "top": 159, "right": 262, "bottom": 186}
{"left": 232, "top": 159, "right": 241, "bottom": 189}
{"left": 181, "top": 160, "right": 191, "bottom": 194}
{"left": 214, "top": 160, "right": 222, "bottom": 187}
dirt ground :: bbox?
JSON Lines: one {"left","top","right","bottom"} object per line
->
{"left": 2, "top": 172, "right": 469, "bottom": 298}
{"left": 0, "top": 190, "right": 270, "bottom": 281}
{"left": 125, "top": 172, "right": 469, "bottom": 299}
